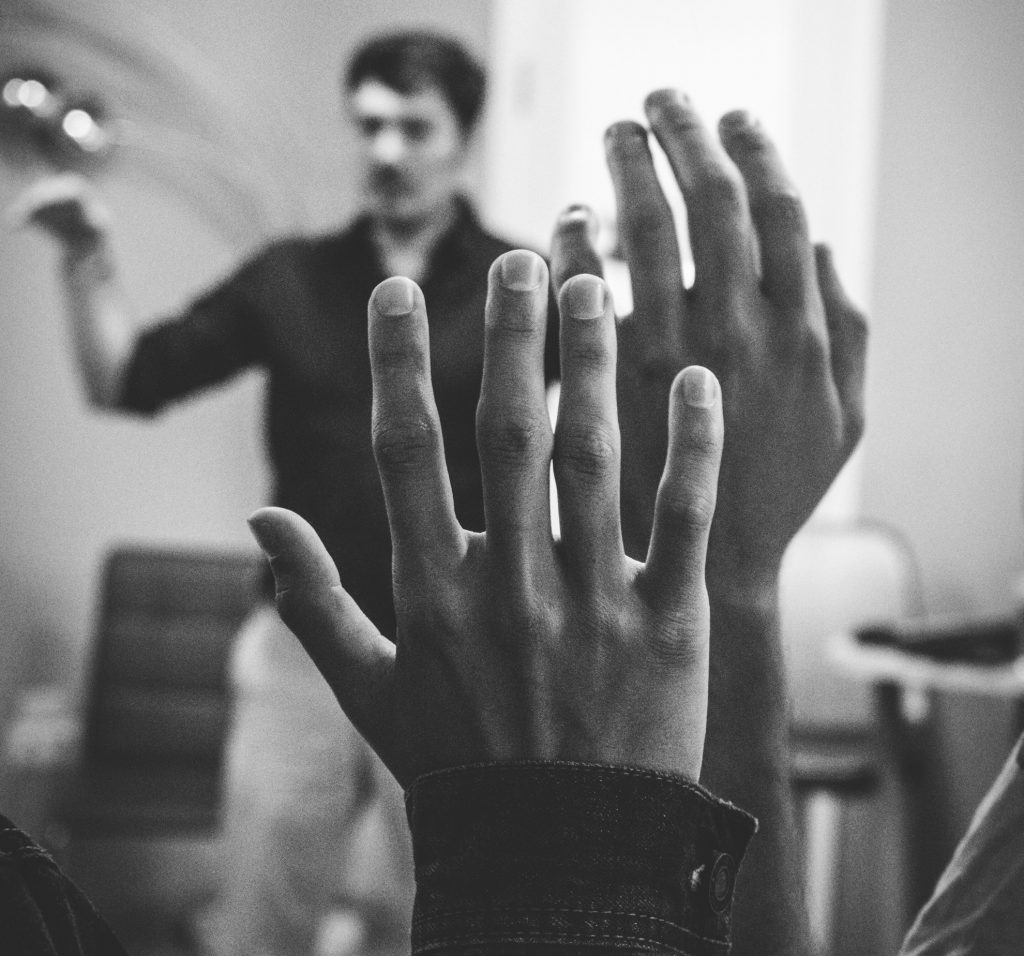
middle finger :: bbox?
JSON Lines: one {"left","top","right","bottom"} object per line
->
{"left": 644, "top": 90, "right": 758, "bottom": 301}
{"left": 476, "top": 250, "right": 554, "bottom": 571}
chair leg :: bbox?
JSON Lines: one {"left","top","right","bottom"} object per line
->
{"left": 803, "top": 791, "right": 844, "bottom": 956}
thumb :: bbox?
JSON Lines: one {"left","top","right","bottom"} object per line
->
{"left": 248, "top": 507, "right": 397, "bottom": 767}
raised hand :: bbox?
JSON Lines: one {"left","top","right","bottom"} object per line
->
{"left": 553, "top": 93, "right": 866, "bottom": 598}
{"left": 9, "top": 173, "right": 110, "bottom": 250}
{"left": 247, "top": 250, "right": 724, "bottom": 788}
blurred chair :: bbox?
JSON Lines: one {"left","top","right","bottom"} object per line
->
{"left": 3, "top": 543, "right": 260, "bottom": 942}
{"left": 780, "top": 519, "right": 924, "bottom": 956}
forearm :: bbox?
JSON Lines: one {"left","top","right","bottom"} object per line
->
{"left": 61, "top": 239, "right": 135, "bottom": 408}
{"left": 700, "top": 589, "right": 811, "bottom": 956}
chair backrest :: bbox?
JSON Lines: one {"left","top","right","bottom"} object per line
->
{"left": 83, "top": 544, "right": 261, "bottom": 768}
{"left": 780, "top": 519, "right": 925, "bottom": 731}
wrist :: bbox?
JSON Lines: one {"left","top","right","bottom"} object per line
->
{"left": 706, "top": 567, "right": 780, "bottom": 617}
{"left": 705, "top": 530, "right": 784, "bottom": 607}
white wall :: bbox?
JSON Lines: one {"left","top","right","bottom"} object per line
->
{"left": 857, "top": 0, "right": 1024, "bottom": 858}
{"left": 864, "top": 0, "right": 1024, "bottom": 619}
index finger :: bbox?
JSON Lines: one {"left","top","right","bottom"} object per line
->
{"left": 369, "top": 277, "right": 463, "bottom": 569}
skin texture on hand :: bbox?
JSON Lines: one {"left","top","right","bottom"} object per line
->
{"left": 248, "top": 251, "right": 725, "bottom": 789}
{"left": 549, "top": 93, "right": 868, "bottom": 956}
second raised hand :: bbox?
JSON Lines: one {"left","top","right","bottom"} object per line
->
{"left": 552, "top": 93, "right": 867, "bottom": 596}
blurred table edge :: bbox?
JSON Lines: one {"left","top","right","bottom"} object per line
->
{"left": 829, "top": 630, "right": 1024, "bottom": 697}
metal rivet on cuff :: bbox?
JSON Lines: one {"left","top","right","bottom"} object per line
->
{"left": 708, "top": 853, "right": 736, "bottom": 914}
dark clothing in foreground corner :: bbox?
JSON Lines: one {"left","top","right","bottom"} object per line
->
{"left": 0, "top": 814, "right": 128, "bottom": 955}
{"left": 116, "top": 198, "right": 560, "bottom": 634}
{"left": 0, "top": 764, "right": 753, "bottom": 955}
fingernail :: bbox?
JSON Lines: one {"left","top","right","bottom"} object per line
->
{"left": 374, "top": 276, "right": 416, "bottom": 316}
{"left": 645, "top": 88, "right": 689, "bottom": 112}
{"left": 719, "top": 110, "right": 760, "bottom": 139}
{"left": 566, "top": 275, "right": 606, "bottom": 320}
{"left": 719, "top": 109, "right": 754, "bottom": 130}
{"left": 247, "top": 512, "right": 279, "bottom": 556}
{"left": 605, "top": 120, "right": 648, "bottom": 142}
{"left": 682, "top": 366, "right": 718, "bottom": 407}
{"left": 557, "top": 204, "right": 599, "bottom": 240}
{"left": 558, "top": 204, "right": 592, "bottom": 226}
{"left": 500, "top": 250, "right": 544, "bottom": 291}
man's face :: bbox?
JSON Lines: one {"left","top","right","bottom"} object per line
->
{"left": 348, "top": 79, "right": 469, "bottom": 224}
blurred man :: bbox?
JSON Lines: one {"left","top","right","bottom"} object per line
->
{"left": 17, "top": 30, "right": 556, "bottom": 956}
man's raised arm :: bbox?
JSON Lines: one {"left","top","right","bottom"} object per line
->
{"left": 11, "top": 174, "right": 136, "bottom": 408}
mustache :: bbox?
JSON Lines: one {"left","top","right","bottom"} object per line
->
{"left": 369, "top": 167, "right": 411, "bottom": 192}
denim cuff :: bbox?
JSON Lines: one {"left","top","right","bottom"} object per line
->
{"left": 406, "top": 761, "right": 757, "bottom": 954}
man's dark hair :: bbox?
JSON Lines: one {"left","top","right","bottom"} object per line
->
{"left": 344, "top": 31, "right": 487, "bottom": 136}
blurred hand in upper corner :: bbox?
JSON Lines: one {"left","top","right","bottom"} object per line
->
{"left": 8, "top": 172, "right": 110, "bottom": 250}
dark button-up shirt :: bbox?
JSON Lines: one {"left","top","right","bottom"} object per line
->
{"left": 118, "top": 200, "right": 558, "bottom": 634}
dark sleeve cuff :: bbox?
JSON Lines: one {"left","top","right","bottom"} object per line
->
{"left": 406, "top": 761, "right": 757, "bottom": 954}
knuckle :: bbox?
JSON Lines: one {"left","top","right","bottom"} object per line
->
{"left": 555, "top": 421, "right": 618, "bottom": 479}
{"left": 404, "top": 590, "right": 456, "bottom": 635}
{"left": 662, "top": 491, "right": 717, "bottom": 539}
{"left": 372, "top": 417, "right": 438, "bottom": 472}
{"left": 477, "top": 410, "right": 550, "bottom": 468}
{"left": 488, "top": 308, "right": 544, "bottom": 336}
{"left": 797, "top": 329, "right": 830, "bottom": 374}
{"left": 752, "top": 189, "right": 807, "bottom": 233}
{"left": 621, "top": 207, "right": 675, "bottom": 252}
{"left": 702, "top": 171, "right": 747, "bottom": 219}
{"left": 693, "top": 316, "right": 744, "bottom": 368}
{"left": 564, "top": 339, "right": 612, "bottom": 373}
